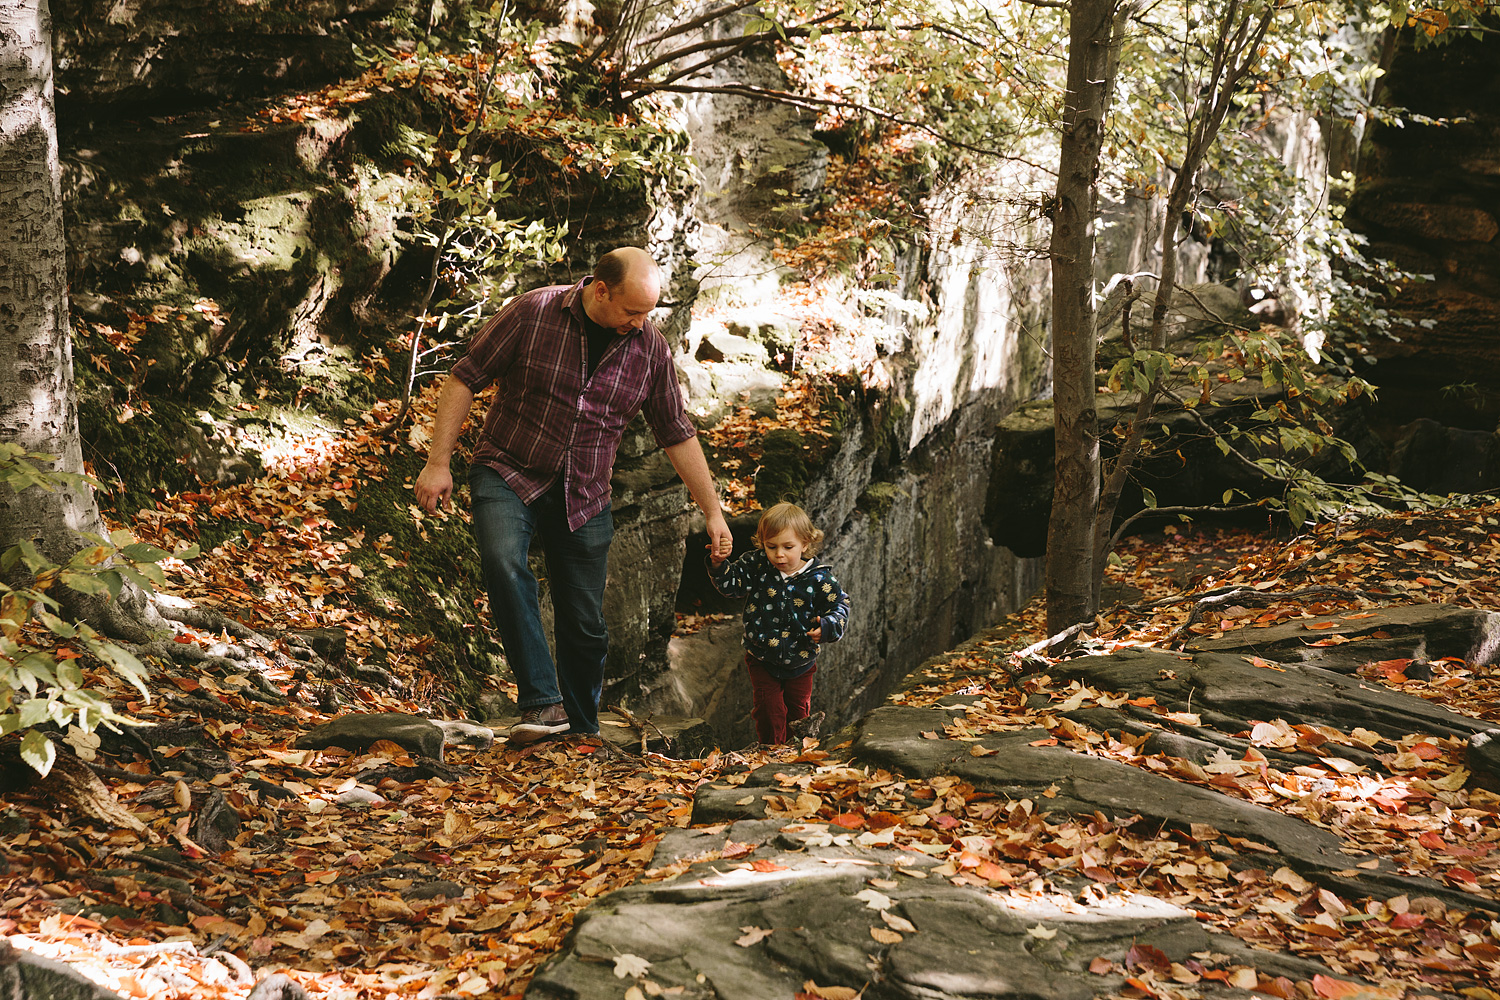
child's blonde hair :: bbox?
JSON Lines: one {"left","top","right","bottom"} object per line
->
{"left": 753, "top": 502, "right": 824, "bottom": 555}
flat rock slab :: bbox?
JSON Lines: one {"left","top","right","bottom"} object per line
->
{"left": 0, "top": 940, "right": 127, "bottom": 1000}
{"left": 849, "top": 709, "right": 1489, "bottom": 914}
{"left": 1187, "top": 602, "right": 1500, "bottom": 670}
{"left": 534, "top": 602, "right": 1500, "bottom": 998}
{"left": 1049, "top": 646, "right": 1493, "bottom": 744}
{"left": 527, "top": 836, "right": 1326, "bottom": 1000}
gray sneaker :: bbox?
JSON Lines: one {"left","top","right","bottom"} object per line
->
{"left": 510, "top": 703, "right": 570, "bottom": 742}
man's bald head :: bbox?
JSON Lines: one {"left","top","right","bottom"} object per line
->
{"left": 587, "top": 247, "right": 662, "bottom": 335}
{"left": 595, "top": 247, "right": 660, "bottom": 293}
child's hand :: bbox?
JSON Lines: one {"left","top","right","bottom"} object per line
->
{"left": 807, "top": 616, "right": 822, "bottom": 643}
{"left": 707, "top": 534, "right": 732, "bottom": 566}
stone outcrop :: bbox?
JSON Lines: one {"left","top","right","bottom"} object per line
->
{"left": 983, "top": 354, "right": 1384, "bottom": 557}
{"left": 1348, "top": 32, "right": 1500, "bottom": 435}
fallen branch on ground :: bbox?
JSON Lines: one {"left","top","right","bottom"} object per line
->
{"left": 1162, "top": 585, "right": 1392, "bottom": 645}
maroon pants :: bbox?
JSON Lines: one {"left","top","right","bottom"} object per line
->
{"left": 745, "top": 654, "right": 817, "bottom": 745}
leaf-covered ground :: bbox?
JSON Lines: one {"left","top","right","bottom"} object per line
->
{"left": 5, "top": 370, "right": 1500, "bottom": 1000}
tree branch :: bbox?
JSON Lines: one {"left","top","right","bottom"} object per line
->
{"left": 1164, "top": 584, "right": 1393, "bottom": 646}
{"left": 640, "top": 83, "right": 1018, "bottom": 159}
{"left": 1106, "top": 500, "right": 1266, "bottom": 553}
{"left": 625, "top": 9, "right": 846, "bottom": 82}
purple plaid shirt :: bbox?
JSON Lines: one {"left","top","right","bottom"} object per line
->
{"left": 451, "top": 278, "right": 696, "bottom": 530}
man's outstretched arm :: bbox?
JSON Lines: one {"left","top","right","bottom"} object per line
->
{"left": 414, "top": 376, "right": 476, "bottom": 513}
{"left": 664, "top": 435, "right": 732, "bottom": 560}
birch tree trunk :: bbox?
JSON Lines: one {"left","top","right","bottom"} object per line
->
{"left": 0, "top": 0, "right": 106, "bottom": 563}
{"left": 1044, "top": 0, "right": 1119, "bottom": 637}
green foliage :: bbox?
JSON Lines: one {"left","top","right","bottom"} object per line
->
{"left": 0, "top": 445, "right": 196, "bottom": 777}
{"left": 356, "top": 3, "right": 706, "bottom": 365}
{"left": 1385, "top": 0, "right": 1498, "bottom": 47}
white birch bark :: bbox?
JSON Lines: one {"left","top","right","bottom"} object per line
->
{"left": 0, "top": 0, "right": 109, "bottom": 562}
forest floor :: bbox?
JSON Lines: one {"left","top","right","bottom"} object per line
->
{"left": 3, "top": 386, "right": 1499, "bottom": 1000}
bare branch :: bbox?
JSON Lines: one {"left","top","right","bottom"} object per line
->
{"left": 626, "top": 9, "right": 846, "bottom": 81}
{"left": 1164, "top": 584, "right": 1392, "bottom": 645}
{"left": 1106, "top": 500, "right": 1266, "bottom": 553}
{"left": 635, "top": 0, "right": 761, "bottom": 49}
{"left": 640, "top": 83, "right": 1018, "bottom": 159}
{"left": 1010, "top": 618, "right": 1100, "bottom": 664}
{"left": 1157, "top": 384, "right": 1283, "bottom": 482}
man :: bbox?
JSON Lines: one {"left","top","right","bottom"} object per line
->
{"left": 414, "top": 247, "right": 733, "bottom": 742}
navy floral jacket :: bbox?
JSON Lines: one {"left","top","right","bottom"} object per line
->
{"left": 708, "top": 549, "right": 850, "bottom": 678}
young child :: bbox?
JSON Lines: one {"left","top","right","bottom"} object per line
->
{"left": 709, "top": 502, "right": 850, "bottom": 745}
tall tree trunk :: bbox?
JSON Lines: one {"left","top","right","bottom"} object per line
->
{"left": 0, "top": 0, "right": 104, "bottom": 562}
{"left": 0, "top": 0, "right": 160, "bottom": 640}
{"left": 1044, "top": 0, "right": 1120, "bottom": 637}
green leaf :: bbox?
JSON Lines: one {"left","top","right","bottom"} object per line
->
{"left": 36, "top": 610, "right": 79, "bottom": 638}
{"left": 120, "top": 542, "right": 171, "bottom": 563}
{"left": 18, "top": 697, "right": 52, "bottom": 729}
{"left": 57, "top": 660, "right": 84, "bottom": 689}
{"left": 1140, "top": 487, "right": 1157, "bottom": 509}
{"left": 58, "top": 569, "right": 111, "bottom": 597}
{"left": 94, "top": 642, "right": 151, "bottom": 700}
{"left": 15, "top": 540, "right": 51, "bottom": 574}
{"left": 21, "top": 730, "right": 54, "bottom": 778}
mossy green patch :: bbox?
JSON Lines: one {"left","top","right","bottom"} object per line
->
{"left": 77, "top": 373, "right": 201, "bottom": 518}
{"left": 327, "top": 447, "right": 500, "bottom": 707}
{"left": 754, "top": 427, "right": 809, "bottom": 507}
{"left": 855, "top": 480, "right": 907, "bottom": 523}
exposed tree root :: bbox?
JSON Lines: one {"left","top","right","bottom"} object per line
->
{"left": 0, "top": 735, "right": 150, "bottom": 836}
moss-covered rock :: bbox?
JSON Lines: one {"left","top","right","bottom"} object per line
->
{"left": 754, "top": 427, "right": 809, "bottom": 506}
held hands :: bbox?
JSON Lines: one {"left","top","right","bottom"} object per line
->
{"left": 807, "top": 616, "right": 822, "bottom": 643}
{"left": 706, "top": 518, "right": 733, "bottom": 567}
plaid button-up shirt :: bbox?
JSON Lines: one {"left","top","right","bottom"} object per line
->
{"left": 451, "top": 278, "right": 696, "bottom": 530}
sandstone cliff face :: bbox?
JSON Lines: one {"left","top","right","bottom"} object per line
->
{"left": 1348, "top": 32, "right": 1500, "bottom": 432}
{"left": 636, "top": 28, "right": 1051, "bottom": 742}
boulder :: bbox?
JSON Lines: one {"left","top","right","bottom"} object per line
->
{"left": 0, "top": 939, "right": 127, "bottom": 1000}
{"left": 433, "top": 719, "right": 497, "bottom": 753}
{"left": 1387, "top": 418, "right": 1500, "bottom": 496}
{"left": 1468, "top": 730, "right": 1500, "bottom": 792}
{"left": 293, "top": 713, "right": 448, "bottom": 760}
{"left": 695, "top": 330, "right": 770, "bottom": 365}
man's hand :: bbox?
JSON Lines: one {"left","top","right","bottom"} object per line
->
{"left": 706, "top": 513, "right": 732, "bottom": 564}
{"left": 414, "top": 464, "right": 453, "bottom": 514}
{"left": 807, "top": 616, "right": 823, "bottom": 643}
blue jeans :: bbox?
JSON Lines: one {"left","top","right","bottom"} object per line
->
{"left": 469, "top": 466, "right": 612, "bottom": 734}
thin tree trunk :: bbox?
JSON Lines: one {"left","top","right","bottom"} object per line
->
{"left": 1044, "top": 0, "right": 1122, "bottom": 637}
{"left": 1090, "top": 3, "right": 1275, "bottom": 601}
